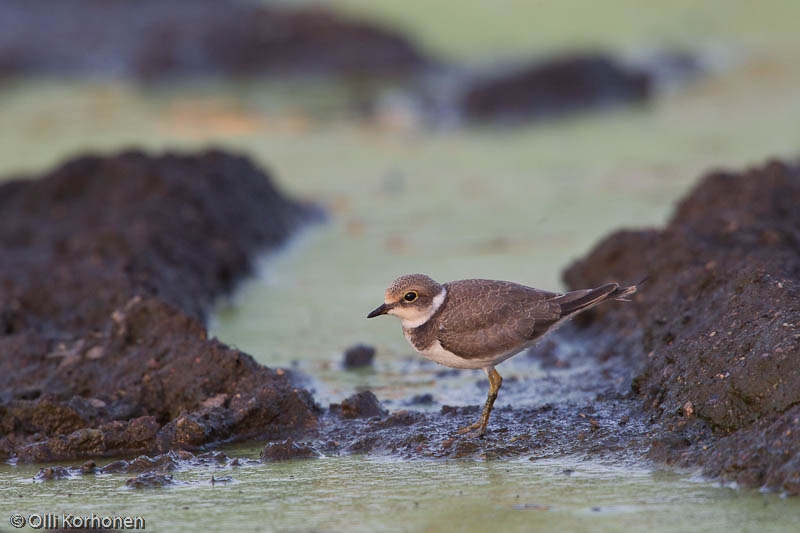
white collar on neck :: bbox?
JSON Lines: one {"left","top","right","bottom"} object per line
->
{"left": 402, "top": 287, "right": 447, "bottom": 329}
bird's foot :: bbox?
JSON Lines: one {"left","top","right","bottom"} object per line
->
{"left": 456, "top": 420, "right": 487, "bottom": 437}
{"left": 456, "top": 421, "right": 480, "bottom": 434}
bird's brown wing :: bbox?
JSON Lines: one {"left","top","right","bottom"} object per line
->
{"left": 437, "top": 279, "right": 562, "bottom": 359}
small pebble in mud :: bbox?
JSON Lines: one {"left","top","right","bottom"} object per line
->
{"left": 408, "top": 393, "right": 434, "bottom": 405}
{"left": 343, "top": 344, "right": 376, "bottom": 368}
{"left": 35, "top": 467, "right": 70, "bottom": 481}
{"left": 331, "top": 391, "right": 387, "bottom": 419}
{"left": 80, "top": 460, "right": 96, "bottom": 474}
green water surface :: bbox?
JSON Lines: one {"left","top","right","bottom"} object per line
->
{"left": 3, "top": 452, "right": 799, "bottom": 532}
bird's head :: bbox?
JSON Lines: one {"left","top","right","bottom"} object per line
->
{"left": 367, "top": 274, "right": 446, "bottom": 328}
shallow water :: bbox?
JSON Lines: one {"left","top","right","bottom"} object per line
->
{"left": 3, "top": 451, "right": 800, "bottom": 532}
{"left": 3, "top": 2, "right": 800, "bottom": 531}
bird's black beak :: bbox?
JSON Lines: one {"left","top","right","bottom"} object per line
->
{"left": 367, "top": 303, "right": 391, "bottom": 318}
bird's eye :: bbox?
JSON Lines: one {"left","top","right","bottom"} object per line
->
{"left": 404, "top": 291, "right": 418, "bottom": 302}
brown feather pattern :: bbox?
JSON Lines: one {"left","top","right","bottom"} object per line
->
{"left": 406, "top": 279, "right": 636, "bottom": 361}
{"left": 437, "top": 279, "right": 561, "bottom": 359}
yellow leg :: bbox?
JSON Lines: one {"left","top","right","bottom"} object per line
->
{"left": 457, "top": 367, "right": 503, "bottom": 437}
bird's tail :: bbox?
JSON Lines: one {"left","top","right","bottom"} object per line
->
{"left": 555, "top": 282, "right": 638, "bottom": 317}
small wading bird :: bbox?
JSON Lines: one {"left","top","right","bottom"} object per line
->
{"left": 367, "top": 274, "right": 638, "bottom": 437}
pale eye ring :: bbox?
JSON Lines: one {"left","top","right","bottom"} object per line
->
{"left": 403, "top": 291, "right": 418, "bottom": 302}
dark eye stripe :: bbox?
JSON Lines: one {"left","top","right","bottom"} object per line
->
{"left": 404, "top": 291, "right": 418, "bottom": 302}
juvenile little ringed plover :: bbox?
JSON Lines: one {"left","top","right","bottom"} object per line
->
{"left": 367, "top": 274, "right": 638, "bottom": 437}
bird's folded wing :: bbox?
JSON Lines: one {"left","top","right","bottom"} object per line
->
{"left": 438, "top": 280, "right": 561, "bottom": 359}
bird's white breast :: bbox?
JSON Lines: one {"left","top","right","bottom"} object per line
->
{"left": 403, "top": 333, "right": 518, "bottom": 370}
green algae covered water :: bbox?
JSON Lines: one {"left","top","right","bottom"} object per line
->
{"left": 3, "top": 452, "right": 800, "bottom": 532}
{"left": 3, "top": 1, "right": 800, "bottom": 531}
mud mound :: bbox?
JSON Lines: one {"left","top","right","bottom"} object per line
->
{"left": 461, "top": 54, "right": 651, "bottom": 123}
{"left": 563, "top": 160, "right": 800, "bottom": 493}
{"left": 0, "top": 0, "right": 429, "bottom": 79}
{"left": 0, "top": 150, "right": 321, "bottom": 461}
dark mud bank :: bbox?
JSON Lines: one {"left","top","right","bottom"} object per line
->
{"left": 379, "top": 51, "right": 700, "bottom": 127}
{"left": 0, "top": 0, "right": 430, "bottom": 79}
{"left": 0, "top": 150, "right": 321, "bottom": 461}
{"left": 564, "top": 160, "right": 800, "bottom": 493}
{"left": 460, "top": 54, "right": 652, "bottom": 124}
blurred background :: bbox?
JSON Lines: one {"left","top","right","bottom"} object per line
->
{"left": 2, "top": 0, "right": 799, "bottom": 400}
